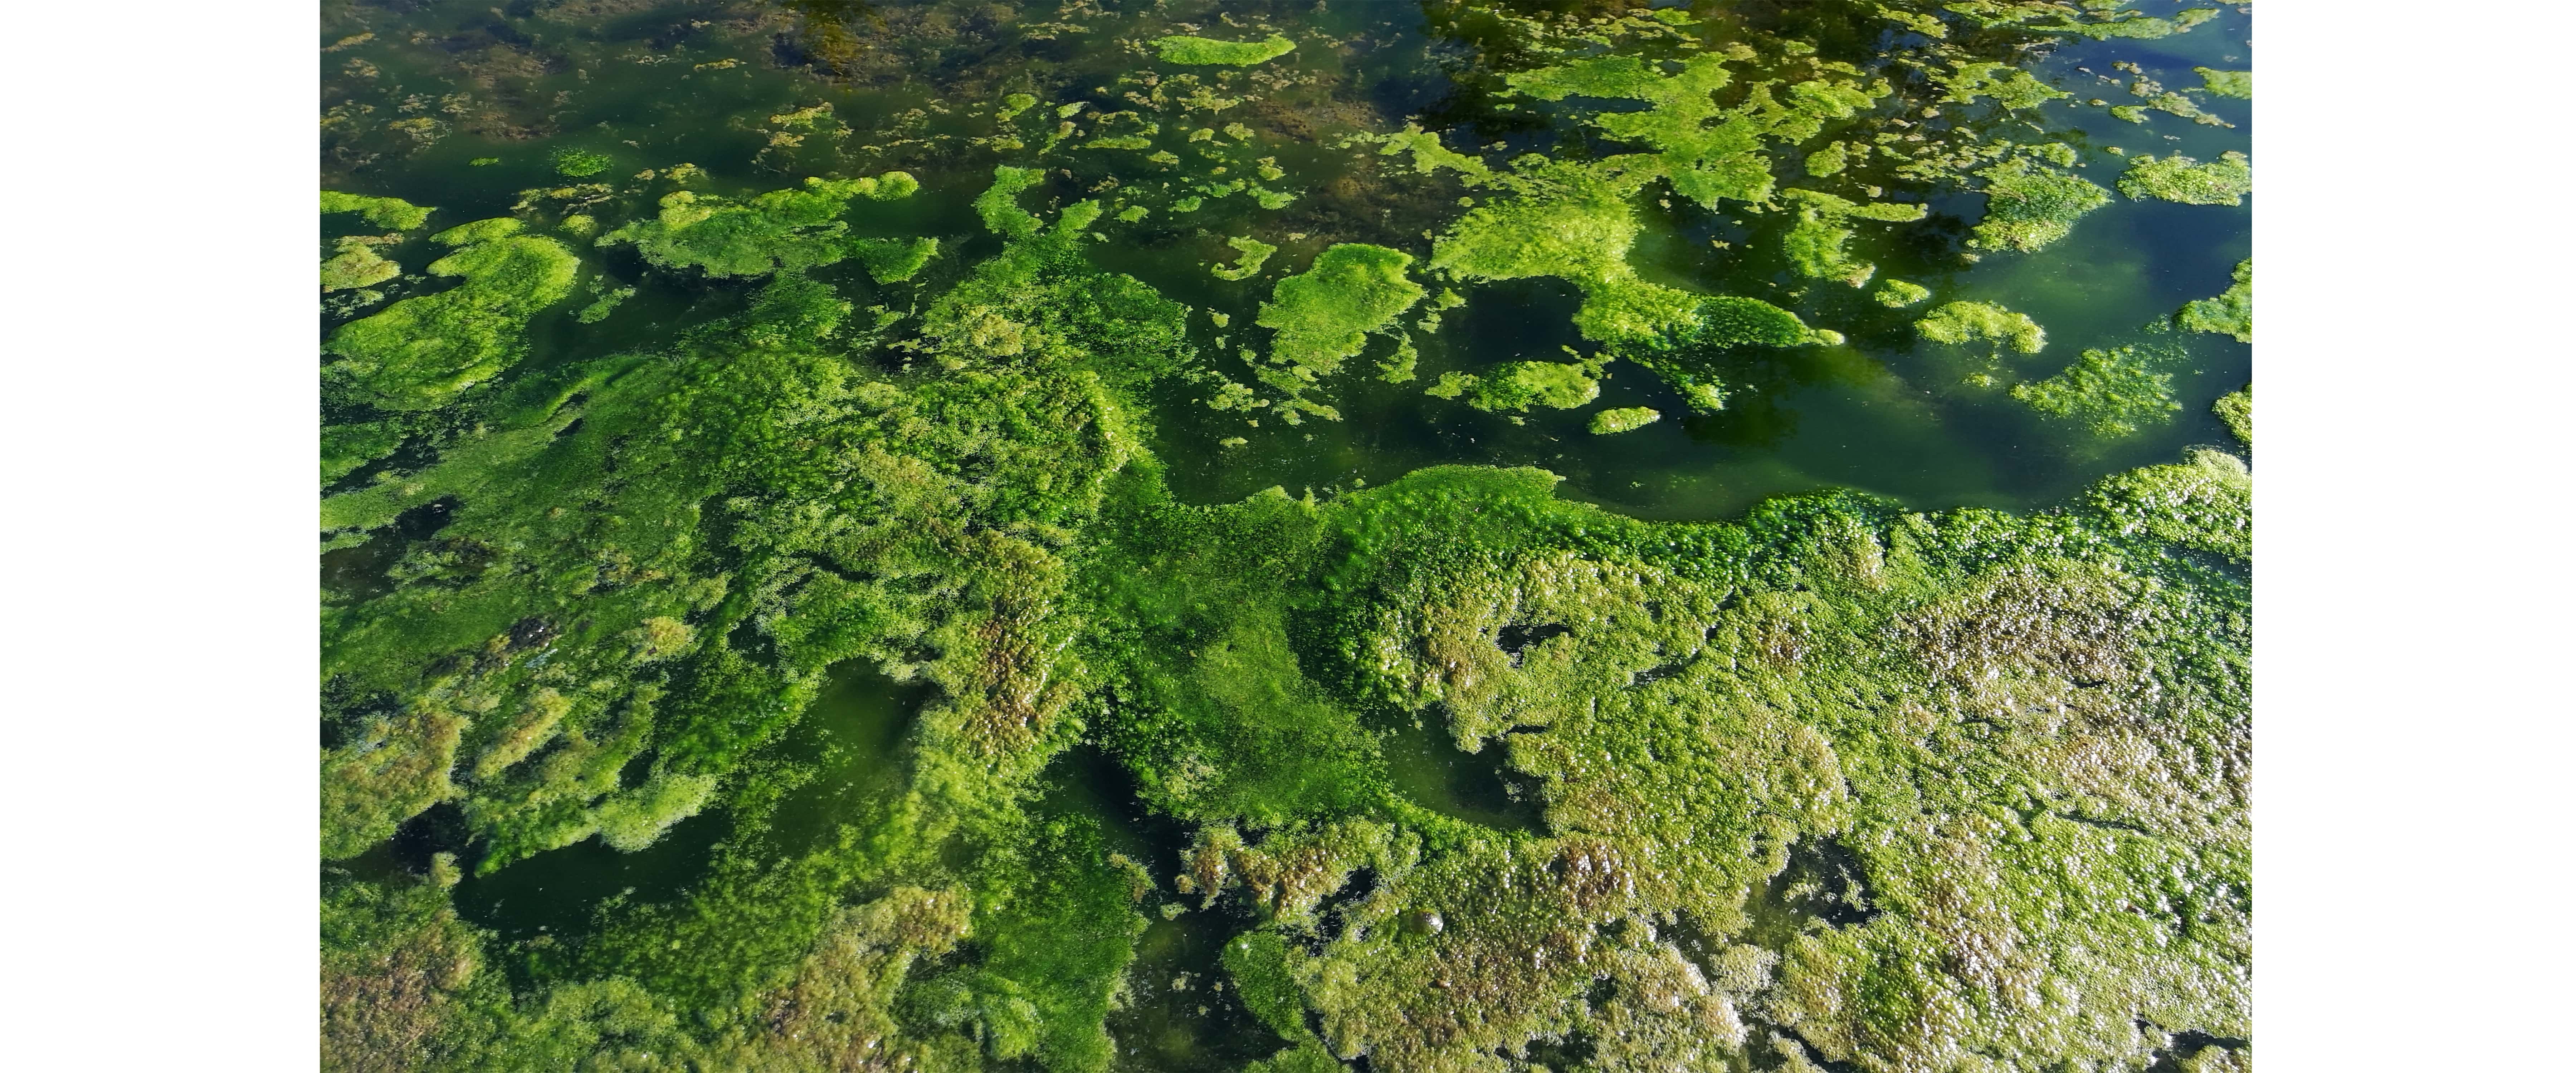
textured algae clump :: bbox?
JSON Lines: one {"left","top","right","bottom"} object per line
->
{"left": 1257, "top": 244, "right": 1426, "bottom": 389}
{"left": 323, "top": 218, "right": 578, "bottom": 410}
{"left": 1875, "top": 279, "right": 1931, "bottom": 308}
{"left": 601, "top": 172, "right": 921, "bottom": 278}
{"left": 1427, "top": 360, "right": 1600, "bottom": 414}
{"left": 2011, "top": 344, "right": 2181, "bottom": 436}
{"left": 1971, "top": 158, "right": 2111, "bottom": 253}
{"left": 1589, "top": 406, "right": 1661, "bottom": 434}
{"left": 2197, "top": 67, "right": 2253, "bottom": 99}
{"left": 322, "top": 190, "right": 433, "bottom": 231}
{"left": 1213, "top": 235, "right": 1280, "bottom": 281}
{"left": 2216, "top": 385, "right": 2252, "bottom": 446}
{"left": 2180, "top": 259, "right": 2253, "bottom": 342}
{"left": 1153, "top": 34, "right": 1296, "bottom": 66}
{"left": 2120, "top": 151, "right": 2253, "bottom": 205}
{"left": 1916, "top": 300, "right": 2045, "bottom": 354}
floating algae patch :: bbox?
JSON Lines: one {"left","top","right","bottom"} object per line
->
{"left": 321, "top": 190, "right": 432, "bottom": 231}
{"left": 2120, "top": 151, "right": 2253, "bottom": 206}
{"left": 1212, "top": 236, "right": 1279, "bottom": 282}
{"left": 1589, "top": 406, "right": 1661, "bottom": 435}
{"left": 1153, "top": 35, "right": 1296, "bottom": 67}
{"left": 600, "top": 172, "right": 921, "bottom": 279}
{"left": 1971, "top": 158, "right": 2112, "bottom": 253}
{"left": 322, "top": 218, "right": 577, "bottom": 411}
{"left": 2216, "top": 385, "right": 2252, "bottom": 447}
{"left": 314, "top": 4, "right": 2253, "bottom": 1070}
{"left": 2199, "top": 67, "right": 2254, "bottom": 99}
{"left": 2181, "top": 259, "right": 2254, "bottom": 342}
{"left": 1874, "top": 279, "right": 1931, "bottom": 308}
{"left": 2011, "top": 344, "right": 2183, "bottom": 436}
{"left": 1425, "top": 359, "right": 1602, "bottom": 415}
{"left": 1916, "top": 300, "right": 2046, "bottom": 354}
{"left": 1255, "top": 244, "right": 1426, "bottom": 406}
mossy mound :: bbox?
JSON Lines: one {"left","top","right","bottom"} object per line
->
{"left": 2180, "top": 259, "right": 2253, "bottom": 343}
{"left": 2120, "top": 151, "right": 2253, "bottom": 206}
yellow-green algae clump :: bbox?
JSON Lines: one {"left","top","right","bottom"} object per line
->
{"left": 1589, "top": 406, "right": 1661, "bottom": 434}
{"left": 1971, "top": 157, "right": 2111, "bottom": 253}
{"left": 2216, "top": 385, "right": 2252, "bottom": 446}
{"left": 323, "top": 218, "right": 578, "bottom": 411}
{"left": 1153, "top": 34, "right": 1296, "bottom": 66}
{"left": 2011, "top": 344, "right": 2182, "bottom": 436}
{"left": 2180, "top": 259, "right": 2253, "bottom": 342}
{"left": 1916, "top": 300, "right": 2045, "bottom": 353}
{"left": 2119, "top": 151, "right": 2253, "bottom": 206}
{"left": 1256, "top": 244, "right": 1427, "bottom": 402}
{"left": 600, "top": 172, "right": 921, "bottom": 278}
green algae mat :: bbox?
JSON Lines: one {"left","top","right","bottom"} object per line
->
{"left": 318, "top": 3, "right": 2251, "bottom": 1071}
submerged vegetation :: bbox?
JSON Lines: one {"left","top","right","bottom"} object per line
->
{"left": 318, "top": 3, "right": 2251, "bottom": 1071}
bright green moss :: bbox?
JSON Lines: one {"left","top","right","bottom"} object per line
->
{"left": 1153, "top": 34, "right": 1296, "bottom": 66}
{"left": 1941, "top": 60, "right": 2071, "bottom": 110}
{"left": 2197, "top": 67, "right": 2252, "bottom": 99}
{"left": 1213, "top": 235, "right": 1279, "bottom": 281}
{"left": 2179, "top": 259, "right": 2252, "bottom": 342}
{"left": 854, "top": 235, "right": 939, "bottom": 283}
{"left": 976, "top": 165, "right": 1048, "bottom": 238}
{"left": 600, "top": 172, "right": 921, "bottom": 278}
{"left": 2010, "top": 344, "right": 2181, "bottom": 436}
{"left": 2119, "top": 151, "right": 2252, "bottom": 206}
{"left": 321, "top": 190, "right": 433, "bottom": 231}
{"left": 1916, "top": 300, "right": 2045, "bottom": 353}
{"left": 1431, "top": 360, "right": 1601, "bottom": 414}
{"left": 1782, "top": 189, "right": 1926, "bottom": 286}
{"left": 551, "top": 147, "right": 613, "bottom": 177}
{"left": 1503, "top": 50, "right": 1880, "bottom": 210}
{"left": 322, "top": 218, "right": 579, "bottom": 411}
{"left": 1805, "top": 141, "right": 1849, "bottom": 177}
{"left": 2109, "top": 104, "right": 2149, "bottom": 123}
{"left": 1372, "top": 122, "right": 1493, "bottom": 181}
{"left": 1875, "top": 279, "right": 1931, "bottom": 308}
{"left": 1256, "top": 244, "right": 1426, "bottom": 390}
{"left": 1970, "top": 158, "right": 2111, "bottom": 253}
{"left": 1589, "top": 406, "right": 1660, "bottom": 434}
{"left": 999, "top": 92, "right": 1039, "bottom": 120}
{"left": 320, "top": 420, "right": 405, "bottom": 482}
{"left": 2215, "top": 385, "right": 2251, "bottom": 446}
{"left": 574, "top": 285, "right": 633, "bottom": 323}
{"left": 1224, "top": 931, "right": 1308, "bottom": 1040}
{"left": 321, "top": 239, "right": 400, "bottom": 291}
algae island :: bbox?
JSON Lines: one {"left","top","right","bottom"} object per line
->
{"left": 319, "top": 3, "right": 2253, "bottom": 1072}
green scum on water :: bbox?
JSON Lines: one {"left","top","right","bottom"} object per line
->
{"left": 320, "top": 3, "right": 2251, "bottom": 1071}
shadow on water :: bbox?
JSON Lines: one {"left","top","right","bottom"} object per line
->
{"left": 453, "top": 659, "right": 924, "bottom": 941}
{"left": 451, "top": 806, "right": 729, "bottom": 942}
{"left": 1377, "top": 711, "right": 1549, "bottom": 835}
{"left": 762, "top": 658, "right": 933, "bottom": 855}
{"left": 1110, "top": 911, "right": 1287, "bottom": 1073}
{"left": 1035, "top": 745, "right": 1288, "bottom": 1071}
